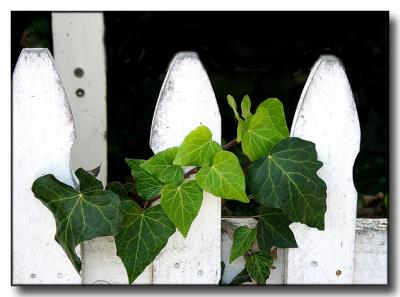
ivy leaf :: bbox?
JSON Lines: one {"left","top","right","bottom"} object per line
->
{"left": 173, "top": 125, "right": 222, "bottom": 167}
{"left": 196, "top": 150, "right": 249, "bottom": 203}
{"left": 257, "top": 208, "right": 297, "bottom": 252}
{"left": 125, "top": 158, "right": 163, "bottom": 200}
{"left": 106, "top": 181, "right": 129, "bottom": 201}
{"left": 31, "top": 168, "right": 120, "bottom": 272}
{"left": 247, "top": 137, "right": 327, "bottom": 230}
{"left": 227, "top": 95, "right": 247, "bottom": 142}
{"left": 229, "top": 226, "right": 256, "bottom": 263}
{"left": 229, "top": 268, "right": 252, "bottom": 285}
{"left": 141, "top": 147, "right": 184, "bottom": 185}
{"left": 242, "top": 98, "right": 289, "bottom": 161}
{"left": 115, "top": 201, "right": 175, "bottom": 284}
{"left": 160, "top": 180, "right": 203, "bottom": 237}
{"left": 256, "top": 98, "right": 289, "bottom": 139}
{"left": 245, "top": 251, "right": 273, "bottom": 284}
{"left": 227, "top": 94, "right": 240, "bottom": 120}
{"left": 241, "top": 95, "right": 252, "bottom": 119}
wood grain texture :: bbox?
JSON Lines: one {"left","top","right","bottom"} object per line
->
{"left": 221, "top": 218, "right": 387, "bottom": 285}
{"left": 150, "top": 52, "right": 222, "bottom": 284}
{"left": 286, "top": 55, "right": 361, "bottom": 284}
{"left": 51, "top": 13, "right": 111, "bottom": 284}
{"left": 12, "top": 49, "right": 80, "bottom": 284}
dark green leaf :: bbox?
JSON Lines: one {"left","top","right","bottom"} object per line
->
{"left": 125, "top": 158, "right": 163, "bottom": 200}
{"left": 115, "top": 201, "right": 175, "bottom": 284}
{"left": 160, "top": 180, "right": 203, "bottom": 237}
{"left": 245, "top": 251, "right": 273, "bottom": 284}
{"left": 197, "top": 151, "right": 249, "bottom": 203}
{"left": 247, "top": 137, "right": 327, "bottom": 230}
{"left": 242, "top": 99, "right": 288, "bottom": 161}
{"left": 173, "top": 125, "right": 222, "bottom": 167}
{"left": 106, "top": 181, "right": 129, "bottom": 201}
{"left": 141, "top": 147, "right": 184, "bottom": 185}
{"left": 230, "top": 226, "right": 256, "bottom": 263}
{"left": 31, "top": 169, "right": 120, "bottom": 272}
{"left": 257, "top": 209, "right": 297, "bottom": 252}
{"left": 229, "top": 268, "right": 252, "bottom": 285}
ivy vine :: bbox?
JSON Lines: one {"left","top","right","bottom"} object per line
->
{"left": 31, "top": 95, "right": 327, "bottom": 285}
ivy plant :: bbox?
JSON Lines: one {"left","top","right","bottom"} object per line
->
{"left": 31, "top": 95, "right": 327, "bottom": 285}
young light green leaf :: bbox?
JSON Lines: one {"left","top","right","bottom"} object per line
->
{"left": 241, "top": 98, "right": 289, "bottom": 161}
{"left": 115, "top": 201, "right": 175, "bottom": 284}
{"left": 141, "top": 147, "right": 184, "bottom": 185}
{"left": 31, "top": 168, "right": 120, "bottom": 273}
{"left": 106, "top": 181, "right": 129, "bottom": 201}
{"left": 257, "top": 208, "right": 297, "bottom": 252}
{"left": 227, "top": 94, "right": 240, "bottom": 120}
{"left": 227, "top": 94, "right": 247, "bottom": 142}
{"left": 125, "top": 158, "right": 163, "bottom": 200}
{"left": 161, "top": 180, "right": 203, "bottom": 237}
{"left": 245, "top": 251, "right": 273, "bottom": 284}
{"left": 173, "top": 125, "right": 222, "bottom": 167}
{"left": 247, "top": 137, "right": 327, "bottom": 230}
{"left": 196, "top": 150, "right": 249, "bottom": 203}
{"left": 241, "top": 95, "right": 252, "bottom": 119}
{"left": 229, "top": 268, "right": 252, "bottom": 285}
{"left": 229, "top": 226, "right": 256, "bottom": 263}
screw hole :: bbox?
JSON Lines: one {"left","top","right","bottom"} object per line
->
{"left": 74, "top": 67, "right": 84, "bottom": 78}
{"left": 76, "top": 88, "right": 85, "bottom": 97}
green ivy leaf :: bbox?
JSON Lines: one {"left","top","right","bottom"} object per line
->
{"left": 115, "top": 201, "right": 175, "bottom": 284}
{"left": 31, "top": 168, "right": 120, "bottom": 272}
{"left": 245, "top": 251, "right": 273, "bottom": 284}
{"left": 173, "top": 125, "right": 222, "bottom": 167}
{"left": 197, "top": 151, "right": 249, "bottom": 203}
{"left": 141, "top": 147, "right": 184, "bottom": 185}
{"left": 247, "top": 137, "right": 327, "bottom": 230}
{"left": 125, "top": 158, "right": 163, "bottom": 200}
{"left": 241, "top": 99, "right": 289, "bottom": 161}
{"left": 256, "top": 98, "right": 289, "bottom": 139}
{"left": 257, "top": 209, "right": 297, "bottom": 252}
{"left": 227, "top": 95, "right": 247, "bottom": 142}
{"left": 241, "top": 95, "right": 252, "bottom": 119}
{"left": 160, "top": 180, "right": 203, "bottom": 237}
{"left": 229, "top": 268, "right": 252, "bottom": 285}
{"left": 229, "top": 226, "right": 256, "bottom": 263}
{"left": 106, "top": 181, "right": 129, "bottom": 201}
{"left": 227, "top": 94, "right": 240, "bottom": 120}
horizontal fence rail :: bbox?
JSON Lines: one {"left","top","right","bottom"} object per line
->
{"left": 12, "top": 47, "right": 387, "bottom": 285}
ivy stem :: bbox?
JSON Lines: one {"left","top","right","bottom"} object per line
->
{"left": 222, "top": 138, "right": 238, "bottom": 150}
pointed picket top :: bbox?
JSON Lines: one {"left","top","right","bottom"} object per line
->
{"left": 286, "top": 55, "right": 361, "bottom": 284}
{"left": 12, "top": 49, "right": 80, "bottom": 284}
{"left": 150, "top": 52, "right": 221, "bottom": 284}
{"left": 150, "top": 52, "right": 221, "bottom": 152}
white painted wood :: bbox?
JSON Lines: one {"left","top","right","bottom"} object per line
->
{"left": 12, "top": 49, "right": 80, "bottom": 284}
{"left": 221, "top": 218, "right": 387, "bottom": 285}
{"left": 150, "top": 52, "right": 222, "bottom": 284}
{"left": 51, "top": 13, "right": 110, "bottom": 285}
{"left": 286, "top": 55, "right": 361, "bottom": 284}
{"left": 353, "top": 219, "right": 388, "bottom": 284}
{"left": 52, "top": 12, "right": 107, "bottom": 184}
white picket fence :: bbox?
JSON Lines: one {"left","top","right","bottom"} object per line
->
{"left": 12, "top": 47, "right": 387, "bottom": 284}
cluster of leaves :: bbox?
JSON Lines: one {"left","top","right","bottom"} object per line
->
{"left": 31, "top": 95, "right": 327, "bottom": 285}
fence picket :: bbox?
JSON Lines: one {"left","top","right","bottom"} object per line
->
{"left": 12, "top": 49, "right": 80, "bottom": 284}
{"left": 286, "top": 55, "right": 361, "bottom": 284}
{"left": 150, "top": 52, "right": 221, "bottom": 284}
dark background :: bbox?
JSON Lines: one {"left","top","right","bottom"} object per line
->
{"left": 11, "top": 11, "right": 389, "bottom": 217}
